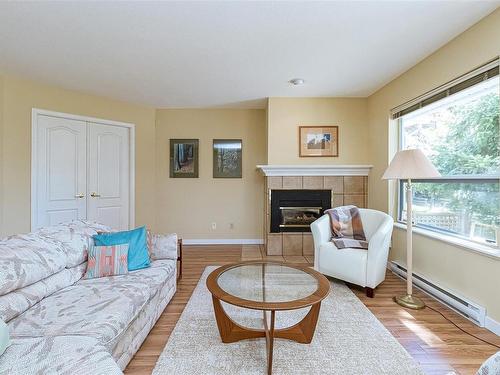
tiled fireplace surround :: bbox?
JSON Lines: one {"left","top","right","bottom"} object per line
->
{"left": 258, "top": 165, "right": 371, "bottom": 258}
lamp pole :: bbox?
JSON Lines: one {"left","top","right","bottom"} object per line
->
{"left": 406, "top": 178, "right": 413, "bottom": 297}
{"left": 393, "top": 178, "right": 425, "bottom": 310}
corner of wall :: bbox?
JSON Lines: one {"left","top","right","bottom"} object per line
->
{"left": 265, "top": 98, "right": 270, "bottom": 164}
{"left": 153, "top": 107, "right": 162, "bottom": 233}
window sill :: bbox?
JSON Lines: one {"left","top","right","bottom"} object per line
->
{"left": 393, "top": 222, "right": 500, "bottom": 260}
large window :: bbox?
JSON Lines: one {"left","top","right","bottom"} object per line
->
{"left": 398, "top": 67, "right": 499, "bottom": 247}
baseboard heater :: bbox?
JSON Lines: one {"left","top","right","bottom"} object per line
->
{"left": 389, "top": 261, "right": 486, "bottom": 327}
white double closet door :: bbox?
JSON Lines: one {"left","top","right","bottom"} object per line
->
{"left": 33, "top": 113, "right": 131, "bottom": 230}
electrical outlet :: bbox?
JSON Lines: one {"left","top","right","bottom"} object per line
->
{"left": 211, "top": 222, "right": 217, "bottom": 230}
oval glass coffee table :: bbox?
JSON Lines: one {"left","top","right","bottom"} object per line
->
{"left": 206, "top": 261, "right": 330, "bottom": 374}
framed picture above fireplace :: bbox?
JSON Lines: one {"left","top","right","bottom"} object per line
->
{"left": 170, "top": 139, "right": 199, "bottom": 178}
{"left": 299, "top": 126, "right": 338, "bottom": 157}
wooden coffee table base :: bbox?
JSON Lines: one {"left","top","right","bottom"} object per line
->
{"left": 211, "top": 296, "right": 322, "bottom": 375}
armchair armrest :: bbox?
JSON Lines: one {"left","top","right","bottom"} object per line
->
{"left": 311, "top": 214, "right": 333, "bottom": 270}
{"left": 366, "top": 214, "right": 394, "bottom": 288}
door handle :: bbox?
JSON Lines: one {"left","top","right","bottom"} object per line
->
{"left": 90, "top": 192, "right": 101, "bottom": 198}
{"left": 75, "top": 194, "right": 85, "bottom": 198}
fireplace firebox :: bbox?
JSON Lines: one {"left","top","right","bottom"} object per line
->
{"left": 270, "top": 190, "right": 331, "bottom": 233}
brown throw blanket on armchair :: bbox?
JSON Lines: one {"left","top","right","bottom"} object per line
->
{"left": 325, "top": 205, "right": 368, "bottom": 249}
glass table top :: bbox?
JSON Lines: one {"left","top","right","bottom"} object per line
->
{"left": 217, "top": 263, "right": 318, "bottom": 303}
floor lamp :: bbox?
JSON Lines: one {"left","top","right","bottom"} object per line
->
{"left": 382, "top": 149, "right": 440, "bottom": 310}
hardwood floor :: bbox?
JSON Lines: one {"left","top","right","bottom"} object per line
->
{"left": 124, "top": 245, "right": 499, "bottom": 375}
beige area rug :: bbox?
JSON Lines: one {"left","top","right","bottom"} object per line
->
{"left": 153, "top": 266, "right": 423, "bottom": 374}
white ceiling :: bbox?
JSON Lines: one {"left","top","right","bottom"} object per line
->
{"left": 0, "top": 1, "right": 497, "bottom": 108}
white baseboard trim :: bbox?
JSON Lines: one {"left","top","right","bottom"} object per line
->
{"left": 485, "top": 316, "right": 500, "bottom": 336}
{"left": 390, "top": 261, "right": 500, "bottom": 336}
{"left": 182, "top": 239, "right": 265, "bottom": 245}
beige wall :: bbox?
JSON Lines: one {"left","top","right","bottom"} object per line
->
{"left": 367, "top": 9, "right": 500, "bottom": 321}
{"left": 0, "top": 75, "right": 157, "bottom": 236}
{"left": 267, "top": 98, "right": 370, "bottom": 165}
{"left": 155, "top": 109, "right": 266, "bottom": 239}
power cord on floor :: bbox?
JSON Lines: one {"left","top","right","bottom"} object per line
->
{"left": 425, "top": 304, "right": 500, "bottom": 349}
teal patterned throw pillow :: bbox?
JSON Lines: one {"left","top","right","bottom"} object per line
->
{"left": 84, "top": 244, "right": 129, "bottom": 279}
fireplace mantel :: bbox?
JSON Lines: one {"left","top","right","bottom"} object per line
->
{"left": 256, "top": 165, "right": 372, "bottom": 177}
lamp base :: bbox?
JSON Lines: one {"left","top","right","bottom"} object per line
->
{"left": 393, "top": 294, "right": 426, "bottom": 310}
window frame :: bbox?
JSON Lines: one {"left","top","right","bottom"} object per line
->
{"left": 396, "top": 113, "right": 499, "bottom": 249}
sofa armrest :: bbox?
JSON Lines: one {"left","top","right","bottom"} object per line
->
{"left": 151, "top": 233, "right": 179, "bottom": 261}
{"left": 477, "top": 352, "right": 500, "bottom": 375}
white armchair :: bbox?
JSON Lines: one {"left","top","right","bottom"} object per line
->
{"left": 310, "top": 209, "right": 394, "bottom": 297}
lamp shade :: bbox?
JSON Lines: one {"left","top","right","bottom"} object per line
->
{"left": 382, "top": 149, "right": 441, "bottom": 180}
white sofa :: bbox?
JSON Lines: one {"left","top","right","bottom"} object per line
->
{"left": 311, "top": 209, "right": 393, "bottom": 297}
{"left": 0, "top": 221, "right": 178, "bottom": 375}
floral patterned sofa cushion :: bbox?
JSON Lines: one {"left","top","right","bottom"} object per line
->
{"left": 0, "top": 335, "right": 122, "bottom": 375}
{"left": 126, "top": 259, "right": 176, "bottom": 291}
{"left": 0, "top": 232, "right": 68, "bottom": 296}
{"left": 8, "top": 259, "right": 175, "bottom": 350}
{"left": 8, "top": 279, "right": 149, "bottom": 348}
{"left": 0, "top": 263, "right": 86, "bottom": 323}
{"left": 36, "top": 220, "right": 111, "bottom": 268}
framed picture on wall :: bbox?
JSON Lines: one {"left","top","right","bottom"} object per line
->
{"left": 170, "top": 139, "right": 199, "bottom": 178}
{"left": 299, "top": 126, "right": 338, "bottom": 157}
{"left": 213, "top": 139, "right": 242, "bottom": 178}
